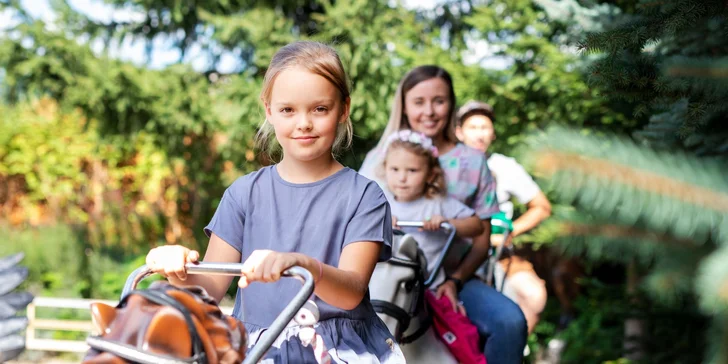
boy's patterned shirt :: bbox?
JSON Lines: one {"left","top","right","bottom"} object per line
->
{"left": 439, "top": 143, "right": 499, "bottom": 219}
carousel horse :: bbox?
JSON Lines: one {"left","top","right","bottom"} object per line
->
{"left": 83, "top": 263, "right": 317, "bottom": 364}
{"left": 83, "top": 281, "right": 247, "bottom": 364}
{"left": 369, "top": 221, "right": 460, "bottom": 364}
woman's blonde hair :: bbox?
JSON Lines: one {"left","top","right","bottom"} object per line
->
{"left": 256, "top": 41, "right": 353, "bottom": 158}
{"left": 375, "top": 65, "right": 458, "bottom": 151}
{"left": 380, "top": 139, "right": 446, "bottom": 199}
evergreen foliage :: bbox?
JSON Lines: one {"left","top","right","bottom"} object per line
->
{"left": 525, "top": 124, "right": 727, "bottom": 362}
{"left": 520, "top": 1, "right": 728, "bottom": 360}
{"left": 582, "top": 0, "right": 728, "bottom": 156}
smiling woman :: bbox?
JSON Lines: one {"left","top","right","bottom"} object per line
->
{"left": 359, "top": 65, "right": 528, "bottom": 364}
{"left": 402, "top": 77, "right": 452, "bottom": 145}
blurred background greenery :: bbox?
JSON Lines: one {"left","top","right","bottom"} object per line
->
{"left": 1, "top": 0, "right": 727, "bottom": 362}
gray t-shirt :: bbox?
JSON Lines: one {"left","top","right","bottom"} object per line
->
{"left": 204, "top": 166, "right": 393, "bottom": 328}
{"left": 388, "top": 195, "right": 475, "bottom": 286}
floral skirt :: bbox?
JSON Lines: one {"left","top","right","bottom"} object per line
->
{"left": 245, "top": 316, "right": 406, "bottom": 364}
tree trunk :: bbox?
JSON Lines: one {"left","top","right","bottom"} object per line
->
{"left": 624, "top": 261, "right": 644, "bottom": 360}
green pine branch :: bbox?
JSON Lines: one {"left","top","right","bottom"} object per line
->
{"left": 523, "top": 126, "right": 728, "bottom": 357}
{"left": 524, "top": 126, "right": 728, "bottom": 243}
{"left": 665, "top": 57, "right": 728, "bottom": 80}
{"left": 695, "top": 244, "right": 728, "bottom": 314}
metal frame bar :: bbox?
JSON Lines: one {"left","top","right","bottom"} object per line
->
{"left": 486, "top": 219, "right": 512, "bottom": 289}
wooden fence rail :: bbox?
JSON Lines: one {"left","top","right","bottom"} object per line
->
{"left": 24, "top": 297, "right": 233, "bottom": 354}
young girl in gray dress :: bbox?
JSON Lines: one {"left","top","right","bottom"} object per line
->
{"left": 145, "top": 41, "right": 405, "bottom": 364}
{"left": 380, "top": 130, "right": 484, "bottom": 314}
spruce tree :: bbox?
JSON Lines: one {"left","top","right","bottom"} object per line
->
{"left": 583, "top": 0, "right": 728, "bottom": 155}
{"left": 523, "top": 0, "right": 728, "bottom": 361}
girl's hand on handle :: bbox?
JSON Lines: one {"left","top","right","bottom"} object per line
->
{"left": 422, "top": 215, "right": 447, "bottom": 231}
{"left": 392, "top": 216, "right": 398, "bottom": 228}
{"left": 436, "top": 280, "right": 467, "bottom": 316}
{"left": 146, "top": 245, "right": 200, "bottom": 281}
{"left": 239, "top": 250, "right": 299, "bottom": 288}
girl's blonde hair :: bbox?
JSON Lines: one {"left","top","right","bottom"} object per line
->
{"left": 256, "top": 41, "right": 353, "bottom": 158}
{"left": 375, "top": 65, "right": 458, "bottom": 152}
{"left": 380, "top": 138, "right": 446, "bottom": 199}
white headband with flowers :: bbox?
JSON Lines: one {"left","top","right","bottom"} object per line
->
{"left": 385, "top": 130, "right": 439, "bottom": 157}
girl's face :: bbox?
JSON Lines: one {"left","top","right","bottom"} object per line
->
{"left": 384, "top": 147, "right": 430, "bottom": 202}
{"left": 456, "top": 114, "right": 495, "bottom": 152}
{"left": 265, "top": 67, "right": 349, "bottom": 163}
{"left": 403, "top": 77, "right": 452, "bottom": 141}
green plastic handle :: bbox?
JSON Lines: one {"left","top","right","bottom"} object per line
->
{"left": 490, "top": 211, "right": 513, "bottom": 235}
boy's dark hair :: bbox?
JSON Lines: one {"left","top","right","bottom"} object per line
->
{"left": 456, "top": 100, "right": 496, "bottom": 126}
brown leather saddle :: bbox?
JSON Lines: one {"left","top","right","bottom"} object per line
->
{"left": 83, "top": 281, "right": 247, "bottom": 364}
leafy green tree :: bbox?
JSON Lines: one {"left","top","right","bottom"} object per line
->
{"left": 458, "top": 0, "right": 636, "bottom": 152}
{"left": 0, "top": 0, "right": 457, "bottom": 264}
{"left": 0, "top": 21, "right": 232, "bottom": 247}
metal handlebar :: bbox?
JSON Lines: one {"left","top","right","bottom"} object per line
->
{"left": 395, "top": 221, "right": 427, "bottom": 228}
{"left": 490, "top": 219, "right": 513, "bottom": 235}
{"left": 121, "top": 262, "right": 315, "bottom": 364}
{"left": 395, "top": 221, "right": 456, "bottom": 287}
{"left": 490, "top": 219, "right": 510, "bottom": 230}
{"left": 486, "top": 217, "right": 513, "bottom": 290}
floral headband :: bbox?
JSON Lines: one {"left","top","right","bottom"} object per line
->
{"left": 385, "top": 130, "right": 439, "bottom": 157}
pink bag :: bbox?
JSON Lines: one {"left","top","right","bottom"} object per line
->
{"left": 425, "top": 290, "right": 487, "bottom": 364}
